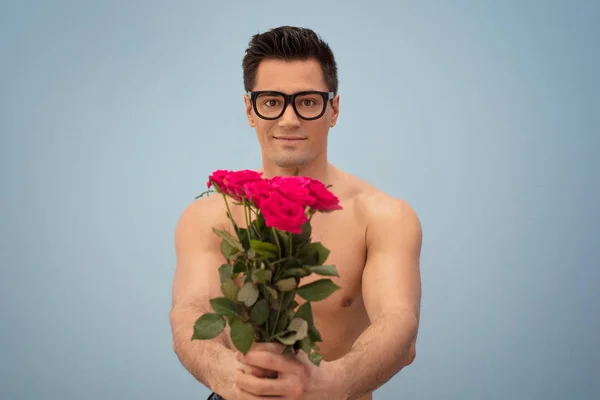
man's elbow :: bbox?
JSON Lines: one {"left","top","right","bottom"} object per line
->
{"left": 169, "top": 306, "right": 188, "bottom": 355}
{"left": 402, "top": 343, "right": 417, "bottom": 368}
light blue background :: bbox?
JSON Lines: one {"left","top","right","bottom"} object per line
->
{"left": 1, "top": 1, "right": 599, "bottom": 399}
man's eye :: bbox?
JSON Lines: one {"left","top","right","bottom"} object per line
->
{"left": 299, "top": 99, "right": 317, "bottom": 107}
{"left": 263, "top": 100, "right": 280, "bottom": 107}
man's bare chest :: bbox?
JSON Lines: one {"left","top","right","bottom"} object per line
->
{"left": 295, "top": 211, "right": 367, "bottom": 310}
{"left": 221, "top": 204, "right": 367, "bottom": 306}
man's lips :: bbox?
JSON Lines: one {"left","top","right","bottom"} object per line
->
{"left": 274, "top": 136, "right": 306, "bottom": 141}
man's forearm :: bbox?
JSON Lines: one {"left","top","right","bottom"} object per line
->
{"left": 170, "top": 306, "right": 236, "bottom": 399}
{"left": 330, "top": 312, "right": 419, "bottom": 400}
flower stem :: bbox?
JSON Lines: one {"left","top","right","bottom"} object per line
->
{"left": 242, "top": 198, "right": 252, "bottom": 244}
{"left": 272, "top": 228, "right": 282, "bottom": 259}
{"left": 222, "top": 194, "right": 233, "bottom": 222}
{"left": 249, "top": 207, "right": 263, "bottom": 240}
{"left": 265, "top": 311, "right": 270, "bottom": 337}
{"left": 271, "top": 296, "right": 284, "bottom": 338}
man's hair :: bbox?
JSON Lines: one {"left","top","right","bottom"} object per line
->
{"left": 242, "top": 26, "right": 338, "bottom": 93}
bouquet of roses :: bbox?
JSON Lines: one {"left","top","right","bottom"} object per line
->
{"left": 191, "top": 169, "right": 343, "bottom": 366}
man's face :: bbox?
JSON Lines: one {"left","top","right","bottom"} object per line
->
{"left": 244, "top": 58, "right": 339, "bottom": 169}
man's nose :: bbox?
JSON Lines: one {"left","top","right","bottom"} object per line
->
{"left": 278, "top": 103, "right": 301, "bottom": 128}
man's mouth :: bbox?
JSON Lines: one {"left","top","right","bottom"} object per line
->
{"left": 274, "top": 136, "right": 306, "bottom": 141}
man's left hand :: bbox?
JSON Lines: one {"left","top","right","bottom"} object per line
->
{"left": 234, "top": 343, "right": 344, "bottom": 400}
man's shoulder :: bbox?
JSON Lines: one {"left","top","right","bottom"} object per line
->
{"left": 338, "top": 170, "right": 416, "bottom": 217}
{"left": 178, "top": 193, "right": 225, "bottom": 224}
{"left": 174, "top": 193, "right": 228, "bottom": 247}
{"left": 337, "top": 169, "right": 421, "bottom": 238}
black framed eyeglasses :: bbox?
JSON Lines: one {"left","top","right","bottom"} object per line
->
{"left": 247, "top": 90, "right": 335, "bottom": 121}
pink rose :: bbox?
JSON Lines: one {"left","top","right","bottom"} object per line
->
{"left": 210, "top": 170, "right": 262, "bottom": 201}
{"left": 243, "top": 179, "right": 273, "bottom": 208}
{"left": 206, "top": 170, "right": 230, "bottom": 191}
{"left": 223, "top": 170, "right": 263, "bottom": 196}
{"left": 259, "top": 191, "right": 308, "bottom": 234}
{"left": 270, "top": 176, "right": 315, "bottom": 207}
{"left": 306, "top": 179, "right": 343, "bottom": 212}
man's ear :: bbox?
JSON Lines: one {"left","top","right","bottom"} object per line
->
{"left": 244, "top": 94, "right": 255, "bottom": 127}
{"left": 330, "top": 94, "right": 340, "bottom": 127}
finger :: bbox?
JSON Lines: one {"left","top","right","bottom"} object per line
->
{"left": 250, "top": 342, "right": 285, "bottom": 354}
{"left": 235, "top": 354, "right": 278, "bottom": 378}
{"left": 234, "top": 368, "right": 293, "bottom": 398}
{"left": 235, "top": 382, "right": 284, "bottom": 400}
{"left": 239, "top": 351, "right": 307, "bottom": 377}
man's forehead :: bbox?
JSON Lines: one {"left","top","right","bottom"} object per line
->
{"left": 253, "top": 58, "right": 328, "bottom": 92}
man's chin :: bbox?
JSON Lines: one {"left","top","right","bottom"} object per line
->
{"left": 271, "top": 155, "right": 311, "bottom": 169}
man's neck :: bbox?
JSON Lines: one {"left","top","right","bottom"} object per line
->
{"left": 259, "top": 161, "right": 333, "bottom": 184}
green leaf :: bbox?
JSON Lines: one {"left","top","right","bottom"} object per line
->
{"left": 265, "top": 285, "right": 278, "bottom": 300}
{"left": 233, "top": 260, "right": 247, "bottom": 274}
{"left": 220, "top": 240, "right": 239, "bottom": 259}
{"left": 308, "top": 324, "right": 322, "bottom": 342}
{"left": 296, "top": 245, "right": 318, "bottom": 266}
{"left": 296, "top": 279, "right": 340, "bottom": 301}
{"left": 281, "top": 291, "right": 296, "bottom": 310}
{"left": 297, "top": 242, "right": 331, "bottom": 265}
{"left": 252, "top": 214, "right": 266, "bottom": 235}
{"left": 295, "top": 301, "right": 314, "bottom": 325}
{"left": 230, "top": 319, "right": 254, "bottom": 354}
{"left": 210, "top": 297, "right": 240, "bottom": 317}
{"left": 292, "top": 221, "right": 312, "bottom": 247}
{"left": 251, "top": 269, "right": 272, "bottom": 284}
{"left": 192, "top": 313, "right": 226, "bottom": 340}
{"left": 276, "top": 278, "right": 297, "bottom": 292}
{"left": 267, "top": 309, "right": 279, "bottom": 331}
{"left": 250, "top": 299, "right": 269, "bottom": 325}
{"left": 213, "top": 227, "right": 244, "bottom": 252}
{"left": 276, "top": 314, "right": 290, "bottom": 333}
{"left": 250, "top": 240, "right": 278, "bottom": 258}
{"left": 238, "top": 228, "right": 251, "bottom": 251}
{"left": 221, "top": 279, "right": 240, "bottom": 303}
{"left": 218, "top": 264, "right": 234, "bottom": 284}
{"left": 304, "top": 265, "right": 339, "bottom": 277}
{"left": 308, "top": 351, "right": 323, "bottom": 366}
{"left": 288, "top": 318, "right": 308, "bottom": 341}
{"left": 269, "top": 295, "right": 280, "bottom": 310}
{"left": 267, "top": 229, "right": 290, "bottom": 257}
{"left": 284, "top": 257, "right": 302, "bottom": 269}
{"left": 310, "top": 242, "right": 330, "bottom": 265}
{"left": 238, "top": 282, "right": 259, "bottom": 307}
{"left": 281, "top": 268, "right": 309, "bottom": 278}
{"left": 300, "top": 337, "right": 312, "bottom": 355}
{"left": 276, "top": 331, "right": 298, "bottom": 345}
{"left": 286, "top": 308, "right": 297, "bottom": 319}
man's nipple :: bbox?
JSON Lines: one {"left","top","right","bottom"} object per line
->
{"left": 341, "top": 297, "right": 353, "bottom": 308}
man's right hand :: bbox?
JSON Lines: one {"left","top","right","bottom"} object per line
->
{"left": 234, "top": 343, "right": 279, "bottom": 380}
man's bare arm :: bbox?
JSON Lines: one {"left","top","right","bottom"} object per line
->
{"left": 169, "top": 198, "right": 238, "bottom": 399}
{"left": 331, "top": 196, "right": 422, "bottom": 400}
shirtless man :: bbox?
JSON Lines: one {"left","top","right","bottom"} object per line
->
{"left": 169, "top": 26, "right": 422, "bottom": 400}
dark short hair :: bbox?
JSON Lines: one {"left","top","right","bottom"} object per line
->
{"left": 242, "top": 26, "right": 338, "bottom": 93}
